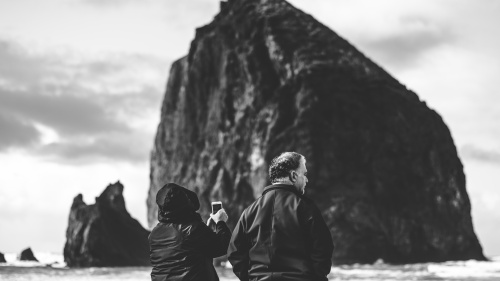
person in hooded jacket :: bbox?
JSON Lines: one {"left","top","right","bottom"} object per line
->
{"left": 149, "top": 182, "right": 231, "bottom": 281}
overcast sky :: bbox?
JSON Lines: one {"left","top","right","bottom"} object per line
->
{"left": 0, "top": 0, "right": 499, "bottom": 257}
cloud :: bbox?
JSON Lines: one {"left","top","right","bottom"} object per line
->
{"left": 360, "top": 16, "right": 454, "bottom": 69}
{"left": 0, "top": 112, "right": 40, "bottom": 150}
{"left": 0, "top": 38, "right": 164, "bottom": 164}
{"left": 0, "top": 40, "right": 50, "bottom": 89}
{"left": 0, "top": 86, "right": 159, "bottom": 163}
{"left": 39, "top": 133, "right": 150, "bottom": 164}
{"left": 80, "top": 0, "right": 138, "bottom": 6}
{"left": 0, "top": 89, "right": 130, "bottom": 136}
{"left": 460, "top": 144, "right": 500, "bottom": 165}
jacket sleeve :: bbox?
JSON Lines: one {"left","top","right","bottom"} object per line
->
{"left": 300, "top": 201, "right": 334, "bottom": 280}
{"left": 194, "top": 220, "right": 232, "bottom": 258}
{"left": 227, "top": 213, "right": 250, "bottom": 281}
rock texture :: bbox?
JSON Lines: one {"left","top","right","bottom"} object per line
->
{"left": 0, "top": 252, "right": 6, "bottom": 263}
{"left": 64, "top": 181, "right": 150, "bottom": 267}
{"left": 19, "top": 248, "right": 38, "bottom": 262}
{"left": 148, "top": 0, "right": 485, "bottom": 264}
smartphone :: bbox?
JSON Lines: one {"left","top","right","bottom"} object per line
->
{"left": 211, "top": 201, "right": 222, "bottom": 214}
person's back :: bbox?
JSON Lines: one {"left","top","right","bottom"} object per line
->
{"left": 149, "top": 183, "right": 231, "bottom": 281}
{"left": 150, "top": 219, "right": 228, "bottom": 281}
{"left": 228, "top": 152, "right": 334, "bottom": 281}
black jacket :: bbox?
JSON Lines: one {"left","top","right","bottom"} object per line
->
{"left": 149, "top": 183, "right": 231, "bottom": 281}
{"left": 227, "top": 184, "right": 334, "bottom": 281}
{"left": 149, "top": 218, "right": 231, "bottom": 281}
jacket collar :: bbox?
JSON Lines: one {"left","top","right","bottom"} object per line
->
{"left": 262, "top": 183, "right": 303, "bottom": 197}
{"left": 158, "top": 209, "right": 202, "bottom": 224}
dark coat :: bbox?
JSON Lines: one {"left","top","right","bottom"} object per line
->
{"left": 227, "top": 184, "right": 334, "bottom": 281}
{"left": 149, "top": 183, "right": 231, "bottom": 281}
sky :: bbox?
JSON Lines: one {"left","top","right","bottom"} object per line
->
{"left": 0, "top": 0, "right": 499, "bottom": 258}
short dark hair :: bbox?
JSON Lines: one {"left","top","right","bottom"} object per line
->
{"left": 269, "top": 152, "right": 304, "bottom": 183}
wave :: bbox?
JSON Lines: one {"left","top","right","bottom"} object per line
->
{"left": 1, "top": 252, "right": 65, "bottom": 268}
{"left": 427, "top": 258, "right": 500, "bottom": 279}
{"left": 2, "top": 252, "right": 500, "bottom": 280}
{"left": 329, "top": 257, "right": 500, "bottom": 280}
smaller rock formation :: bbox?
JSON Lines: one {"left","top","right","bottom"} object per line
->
{"left": 19, "top": 248, "right": 38, "bottom": 262}
{"left": 0, "top": 252, "right": 6, "bottom": 263}
{"left": 64, "top": 181, "right": 150, "bottom": 267}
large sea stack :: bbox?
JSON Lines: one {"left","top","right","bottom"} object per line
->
{"left": 148, "top": 0, "right": 485, "bottom": 264}
{"left": 64, "top": 181, "right": 150, "bottom": 267}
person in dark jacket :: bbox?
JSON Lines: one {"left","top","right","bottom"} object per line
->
{"left": 228, "top": 152, "right": 334, "bottom": 281}
{"left": 149, "top": 182, "right": 231, "bottom": 281}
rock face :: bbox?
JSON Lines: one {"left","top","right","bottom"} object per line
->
{"left": 64, "top": 181, "right": 150, "bottom": 267}
{"left": 148, "top": 0, "right": 485, "bottom": 264}
{"left": 19, "top": 248, "right": 38, "bottom": 262}
{"left": 0, "top": 252, "right": 6, "bottom": 263}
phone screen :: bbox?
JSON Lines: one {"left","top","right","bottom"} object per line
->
{"left": 211, "top": 201, "right": 222, "bottom": 214}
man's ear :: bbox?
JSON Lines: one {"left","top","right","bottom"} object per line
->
{"left": 289, "top": 171, "right": 296, "bottom": 183}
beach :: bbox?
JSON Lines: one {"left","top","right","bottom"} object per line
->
{"left": 1, "top": 253, "right": 499, "bottom": 281}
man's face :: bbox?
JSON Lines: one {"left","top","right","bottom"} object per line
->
{"left": 292, "top": 157, "right": 308, "bottom": 194}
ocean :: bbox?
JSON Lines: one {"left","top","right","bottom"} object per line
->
{"left": 1, "top": 253, "right": 499, "bottom": 281}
